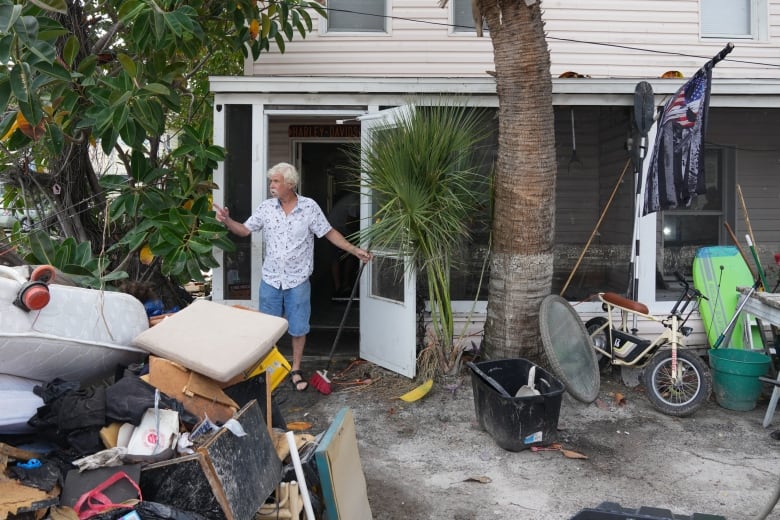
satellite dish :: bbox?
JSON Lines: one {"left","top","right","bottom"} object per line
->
{"left": 539, "top": 295, "right": 600, "bottom": 403}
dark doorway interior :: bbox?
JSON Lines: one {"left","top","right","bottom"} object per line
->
{"left": 298, "top": 142, "right": 360, "bottom": 338}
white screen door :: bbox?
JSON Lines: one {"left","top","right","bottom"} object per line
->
{"left": 359, "top": 107, "right": 417, "bottom": 378}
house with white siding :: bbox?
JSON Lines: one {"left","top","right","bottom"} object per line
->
{"left": 210, "top": 0, "right": 780, "bottom": 377}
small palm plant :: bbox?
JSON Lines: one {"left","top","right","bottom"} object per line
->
{"left": 352, "top": 100, "right": 493, "bottom": 377}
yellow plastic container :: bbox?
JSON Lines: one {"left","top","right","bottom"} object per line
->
{"left": 245, "top": 346, "right": 291, "bottom": 391}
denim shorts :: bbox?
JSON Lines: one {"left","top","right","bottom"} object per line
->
{"left": 259, "top": 279, "right": 311, "bottom": 337}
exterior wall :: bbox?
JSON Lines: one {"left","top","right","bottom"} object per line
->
{"left": 214, "top": 0, "right": 780, "bottom": 351}
{"left": 707, "top": 109, "right": 780, "bottom": 276}
{"left": 709, "top": 108, "right": 780, "bottom": 261}
{"left": 268, "top": 118, "right": 296, "bottom": 165}
{"left": 554, "top": 106, "right": 601, "bottom": 244}
{"left": 543, "top": 0, "right": 779, "bottom": 79}
{"left": 249, "top": 0, "right": 780, "bottom": 79}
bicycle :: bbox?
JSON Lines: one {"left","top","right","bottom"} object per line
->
{"left": 585, "top": 273, "right": 712, "bottom": 417}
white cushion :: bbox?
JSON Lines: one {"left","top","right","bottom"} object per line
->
{"left": 132, "top": 300, "right": 288, "bottom": 382}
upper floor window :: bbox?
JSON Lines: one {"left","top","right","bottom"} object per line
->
{"left": 326, "top": 0, "right": 386, "bottom": 33}
{"left": 701, "top": 0, "right": 767, "bottom": 40}
{"left": 451, "top": 0, "right": 487, "bottom": 34}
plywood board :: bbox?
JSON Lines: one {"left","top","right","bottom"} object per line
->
{"left": 0, "top": 480, "right": 59, "bottom": 518}
{"left": 315, "top": 407, "right": 372, "bottom": 520}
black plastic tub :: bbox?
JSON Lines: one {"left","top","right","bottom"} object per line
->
{"left": 467, "top": 358, "right": 565, "bottom": 452}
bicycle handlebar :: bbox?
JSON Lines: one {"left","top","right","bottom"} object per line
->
{"left": 673, "top": 271, "right": 708, "bottom": 301}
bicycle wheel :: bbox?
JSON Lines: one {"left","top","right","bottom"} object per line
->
{"left": 642, "top": 349, "right": 712, "bottom": 417}
{"left": 585, "top": 317, "right": 611, "bottom": 371}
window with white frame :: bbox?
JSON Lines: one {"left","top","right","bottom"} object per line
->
{"left": 326, "top": 0, "right": 386, "bottom": 33}
{"left": 701, "top": 0, "right": 767, "bottom": 40}
{"left": 655, "top": 147, "right": 730, "bottom": 301}
{"left": 452, "top": 0, "right": 487, "bottom": 33}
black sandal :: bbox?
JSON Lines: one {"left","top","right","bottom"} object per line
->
{"left": 290, "top": 370, "right": 309, "bottom": 392}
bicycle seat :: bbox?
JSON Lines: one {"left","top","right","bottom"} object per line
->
{"left": 601, "top": 292, "right": 649, "bottom": 315}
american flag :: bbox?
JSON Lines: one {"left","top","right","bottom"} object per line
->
{"left": 659, "top": 69, "right": 709, "bottom": 130}
{"left": 643, "top": 56, "right": 720, "bottom": 215}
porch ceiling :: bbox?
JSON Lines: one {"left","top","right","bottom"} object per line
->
{"left": 209, "top": 76, "right": 780, "bottom": 108}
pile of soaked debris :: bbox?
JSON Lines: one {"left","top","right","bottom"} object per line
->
{"left": 2, "top": 300, "right": 372, "bottom": 520}
{"left": 2, "top": 365, "right": 313, "bottom": 519}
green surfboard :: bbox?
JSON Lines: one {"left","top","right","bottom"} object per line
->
{"left": 692, "top": 246, "right": 760, "bottom": 349}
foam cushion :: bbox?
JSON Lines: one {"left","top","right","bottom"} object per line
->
{"left": 132, "top": 300, "right": 288, "bottom": 382}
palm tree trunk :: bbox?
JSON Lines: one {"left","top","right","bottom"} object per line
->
{"left": 479, "top": 0, "right": 557, "bottom": 362}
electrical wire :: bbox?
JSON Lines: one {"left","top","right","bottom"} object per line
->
{"left": 4, "top": 7, "right": 779, "bottom": 254}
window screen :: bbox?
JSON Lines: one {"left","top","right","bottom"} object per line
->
{"left": 452, "top": 0, "right": 487, "bottom": 33}
{"left": 327, "top": 0, "right": 386, "bottom": 32}
{"left": 701, "top": 0, "right": 751, "bottom": 38}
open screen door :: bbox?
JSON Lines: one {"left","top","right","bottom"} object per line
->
{"left": 358, "top": 107, "right": 416, "bottom": 378}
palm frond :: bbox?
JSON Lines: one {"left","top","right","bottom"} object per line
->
{"left": 351, "top": 98, "right": 493, "bottom": 358}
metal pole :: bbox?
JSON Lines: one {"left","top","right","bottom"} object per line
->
{"left": 713, "top": 279, "right": 762, "bottom": 349}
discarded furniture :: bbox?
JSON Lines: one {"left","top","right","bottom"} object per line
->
{"left": 730, "top": 289, "right": 780, "bottom": 426}
{"left": 132, "top": 299, "right": 288, "bottom": 383}
{"left": 140, "top": 400, "right": 282, "bottom": 520}
{"left": 0, "top": 267, "right": 148, "bottom": 385}
{"left": 147, "top": 356, "right": 239, "bottom": 424}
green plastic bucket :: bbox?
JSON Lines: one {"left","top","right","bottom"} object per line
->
{"left": 709, "top": 348, "right": 770, "bottom": 411}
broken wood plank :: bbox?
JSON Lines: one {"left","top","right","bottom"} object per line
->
{"left": 0, "top": 442, "right": 39, "bottom": 462}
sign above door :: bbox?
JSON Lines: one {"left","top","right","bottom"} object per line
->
{"left": 288, "top": 125, "right": 360, "bottom": 138}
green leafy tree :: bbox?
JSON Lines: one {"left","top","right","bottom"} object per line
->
{"left": 0, "top": 0, "right": 323, "bottom": 297}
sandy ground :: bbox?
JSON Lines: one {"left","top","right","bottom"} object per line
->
{"left": 275, "top": 360, "right": 780, "bottom": 520}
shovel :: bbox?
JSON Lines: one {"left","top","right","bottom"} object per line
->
{"left": 514, "top": 365, "right": 541, "bottom": 398}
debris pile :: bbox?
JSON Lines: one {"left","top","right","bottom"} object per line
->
{"left": 1, "top": 299, "right": 372, "bottom": 520}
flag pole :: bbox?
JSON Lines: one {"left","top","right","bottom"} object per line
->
{"left": 627, "top": 81, "right": 655, "bottom": 315}
{"left": 711, "top": 42, "right": 735, "bottom": 66}
{"left": 629, "top": 120, "right": 656, "bottom": 325}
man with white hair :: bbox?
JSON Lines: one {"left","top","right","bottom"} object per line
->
{"left": 214, "top": 162, "right": 371, "bottom": 392}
